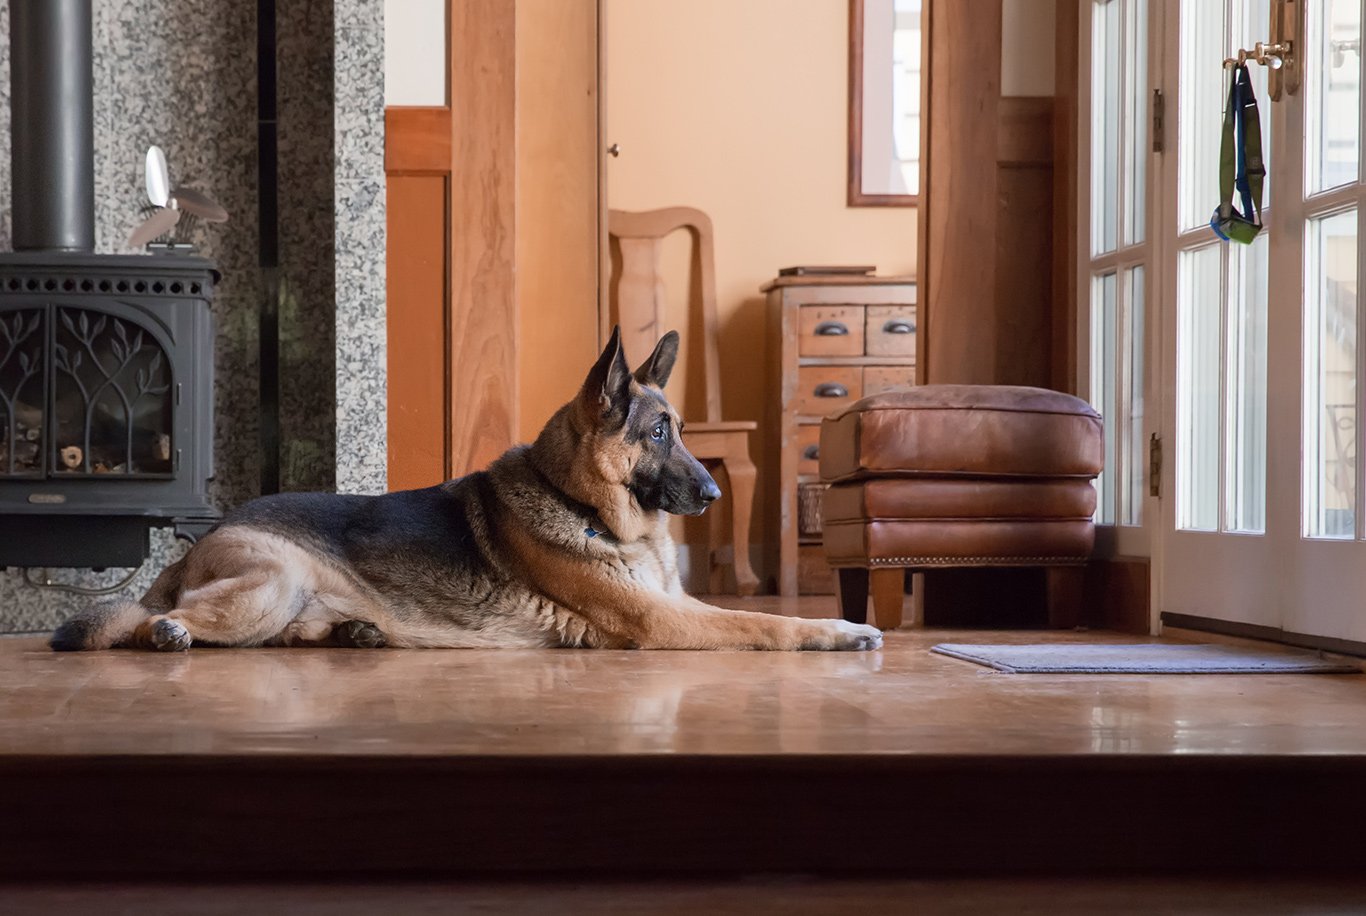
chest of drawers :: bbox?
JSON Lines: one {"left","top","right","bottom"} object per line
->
{"left": 763, "top": 275, "right": 919, "bottom": 596}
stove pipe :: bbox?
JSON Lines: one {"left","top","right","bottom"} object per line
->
{"left": 9, "top": 0, "right": 95, "bottom": 252}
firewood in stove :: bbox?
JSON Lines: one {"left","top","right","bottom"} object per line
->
{"left": 60, "top": 446, "right": 83, "bottom": 470}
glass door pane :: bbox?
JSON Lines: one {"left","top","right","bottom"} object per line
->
{"left": 1122, "top": 0, "right": 1149, "bottom": 245}
{"left": 1304, "top": 210, "right": 1358, "bottom": 539}
{"left": 1091, "top": 272, "right": 1119, "bottom": 523}
{"left": 1226, "top": 233, "right": 1268, "bottom": 533}
{"left": 1177, "top": 244, "right": 1223, "bottom": 531}
{"left": 1178, "top": 0, "right": 1225, "bottom": 231}
{"left": 1306, "top": 0, "right": 1362, "bottom": 194}
{"left": 1092, "top": 0, "right": 1122, "bottom": 254}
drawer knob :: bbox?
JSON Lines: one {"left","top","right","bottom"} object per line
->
{"left": 802, "top": 444, "right": 820, "bottom": 460}
{"left": 882, "top": 319, "right": 915, "bottom": 334}
{"left": 814, "top": 383, "right": 848, "bottom": 398}
{"left": 814, "top": 321, "right": 849, "bottom": 336}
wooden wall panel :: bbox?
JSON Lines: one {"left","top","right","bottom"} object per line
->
{"left": 386, "top": 2, "right": 600, "bottom": 486}
{"left": 922, "top": 4, "right": 1056, "bottom": 388}
{"left": 385, "top": 108, "right": 452, "bottom": 175}
{"left": 386, "top": 175, "right": 449, "bottom": 492}
{"left": 923, "top": 1, "right": 1002, "bottom": 384}
{"left": 515, "top": 0, "right": 602, "bottom": 442}
{"left": 1053, "top": 0, "right": 1080, "bottom": 393}
{"left": 994, "top": 97, "right": 1055, "bottom": 388}
{"left": 448, "top": 0, "right": 519, "bottom": 476}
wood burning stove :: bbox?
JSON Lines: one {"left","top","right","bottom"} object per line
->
{"left": 0, "top": 0, "right": 219, "bottom": 568}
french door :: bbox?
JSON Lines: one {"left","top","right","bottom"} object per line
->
{"left": 1155, "top": 0, "right": 1366, "bottom": 643}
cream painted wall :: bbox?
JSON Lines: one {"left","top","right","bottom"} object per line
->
{"left": 384, "top": 0, "right": 446, "bottom": 106}
{"left": 606, "top": 0, "right": 918, "bottom": 569}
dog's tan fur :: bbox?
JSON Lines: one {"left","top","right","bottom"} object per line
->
{"left": 51, "top": 330, "right": 882, "bottom": 653}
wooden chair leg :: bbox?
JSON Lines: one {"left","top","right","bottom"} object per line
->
{"left": 1045, "top": 565, "right": 1085, "bottom": 629}
{"left": 707, "top": 465, "right": 727, "bottom": 594}
{"left": 834, "top": 568, "right": 870, "bottom": 624}
{"left": 870, "top": 567, "right": 906, "bottom": 630}
{"left": 719, "top": 454, "right": 760, "bottom": 597}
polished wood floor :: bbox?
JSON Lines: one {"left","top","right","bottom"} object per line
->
{"left": 3, "top": 597, "right": 1365, "bottom": 879}
{"left": 2, "top": 597, "right": 1364, "bottom": 758}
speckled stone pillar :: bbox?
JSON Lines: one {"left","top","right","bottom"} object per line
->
{"left": 332, "top": 0, "right": 386, "bottom": 495}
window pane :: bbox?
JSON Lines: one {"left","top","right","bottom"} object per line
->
{"left": 1122, "top": 0, "right": 1148, "bottom": 245}
{"left": 1233, "top": 0, "right": 1274, "bottom": 210}
{"left": 1120, "top": 266, "right": 1146, "bottom": 526}
{"left": 1178, "top": 0, "right": 1225, "bottom": 232}
{"left": 1304, "top": 211, "right": 1358, "bottom": 539}
{"left": 1226, "top": 233, "right": 1268, "bottom": 534}
{"left": 1091, "top": 272, "right": 1118, "bottom": 524}
{"left": 1178, "top": 245, "right": 1223, "bottom": 531}
{"left": 1091, "top": 0, "right": 1121, "bottom": 254}
{"left": 1306, "top": 0, "right": 1361, "bottom": 194}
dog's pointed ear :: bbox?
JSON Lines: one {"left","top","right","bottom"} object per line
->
{"left": 579, "top": 325, "right": 633, "bottom": 428}
{"left": 633, "top": 330, "right": 679, "bottom": 389}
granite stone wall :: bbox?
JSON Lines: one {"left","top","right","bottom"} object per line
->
{"left": 0, "top": 0, "right": 386, "bottom": 633}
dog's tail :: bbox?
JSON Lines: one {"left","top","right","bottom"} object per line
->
{"left": 49, "top": 556, "right": 188, "bottom": 651}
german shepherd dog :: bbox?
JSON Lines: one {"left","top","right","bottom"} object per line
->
{"left": 51, "top": 329, "right": 883, "bottom": 653}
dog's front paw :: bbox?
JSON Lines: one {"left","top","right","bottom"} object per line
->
{"left": 804, "top": 619, "right": 884, "bottom": 651}
{"left": 150, "top": 618, "right": 191, "bottom": 652}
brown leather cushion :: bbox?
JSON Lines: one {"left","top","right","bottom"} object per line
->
{"left": 819, "top": 385, "right": 1103, "bottom": 483}
{"left": 822, "top": 478, "right": 1096, "bottom": 567}
{"left": 823, "top": 478, "right": 1097, "bottom": 522}
{"left": 823, "top": 516, "right": 1095, "bottom": 567}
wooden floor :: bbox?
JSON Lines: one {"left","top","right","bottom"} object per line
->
{"left": 3, "top": 597, "right": 1365, "bottom": 879}
{"left": 3, "top": 597, "right": 1364, "bottom": 757}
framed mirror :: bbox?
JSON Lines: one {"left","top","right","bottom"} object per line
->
{"left": 848, "top": 0, "right": 923, "bottom": 206}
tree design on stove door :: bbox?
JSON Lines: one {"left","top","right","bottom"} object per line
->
{"left": 53, "top": 308, "right": 173, "bottom": 476}
{"left": 0, "top": 310, "right": 45, "bottom": 476}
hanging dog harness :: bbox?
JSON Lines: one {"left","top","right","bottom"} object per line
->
{"left": 1210, "top": 63, "right": 1265, "bottom": 244}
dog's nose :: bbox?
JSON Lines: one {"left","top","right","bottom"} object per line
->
{"left": 699, "top": 480, "right": 722, "bottom": 503}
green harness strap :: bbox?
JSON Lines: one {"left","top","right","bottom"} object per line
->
{"left": 1211, "top": 63, "right": 1265, "bottom": 245}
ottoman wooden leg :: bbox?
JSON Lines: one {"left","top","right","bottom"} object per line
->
{"left": 1045, "top": 566, "right": 1085, "bottom": 629}
{"left": 835, "top": 568, "right": 870, "bottom": 624}
{"left": 870, "top": 567, "right": 906, "bottom": 630}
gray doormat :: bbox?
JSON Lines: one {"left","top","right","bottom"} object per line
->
{"left": 930, "top": 642, "right": 1362, "bottom": 674}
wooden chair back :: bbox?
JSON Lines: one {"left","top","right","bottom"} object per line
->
{"left": 606, "top": 207, "right": 722, "bottom": 424}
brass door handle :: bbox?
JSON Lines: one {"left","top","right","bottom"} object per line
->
{"left": 814, "top": 321, "right": 848, "bottom": 336}
{"left": 815, "top": 383, "right": 848, "bottom": 398}
{"left": 882, "top": 319, "right": 915, "bottom": 334}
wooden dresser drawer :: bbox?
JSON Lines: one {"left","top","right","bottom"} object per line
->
{"left": 799, "top": 305, "right": 865, "bottom": 356}
{"left": 863, "top": 365, "right": 916, "bottom": 397}
{"left": 797, "top": 424, "right": 822, "bottom": 476}
{"left": 865, "top": 304, "right": 918, "bottom": 357}
{"left": 796, "top": 365, "right": 862, "bottom": 416}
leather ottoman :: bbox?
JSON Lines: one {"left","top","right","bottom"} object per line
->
{"left": 820, "top": 385, "right": 1103, "bottom": 629}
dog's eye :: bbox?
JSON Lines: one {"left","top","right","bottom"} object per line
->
{"left": 651, "top": 423, "right": 666, "bottom": 441}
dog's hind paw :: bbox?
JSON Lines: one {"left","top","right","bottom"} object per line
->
{"left": 336, "top": 620, "right": 387, "bottom": 649}
{"left": 808, "top": 619, "right": 883, "bottom": 652}
{"left": 149, "top": 618, "right": 191, "bottom": 652}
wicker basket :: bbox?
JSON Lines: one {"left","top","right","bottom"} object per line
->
{"left": 798, "top": 482, "right": 826, "bottom": 537}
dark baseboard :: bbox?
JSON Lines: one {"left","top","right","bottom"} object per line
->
{"left": 1162, "top": 612, "right": 1366, "bottom": 659}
